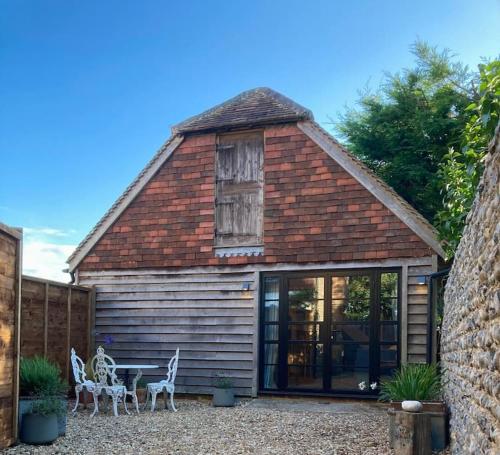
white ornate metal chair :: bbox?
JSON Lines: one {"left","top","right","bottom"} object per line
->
{"left": 70, "top": 348, "right": 99, "bottom": 414}
{"left": 124, "top": 369, "right": 142, "bottom": 414}
{"left": 91, "top": 346, "right": 129, "bottom": 417}
{"left": 145, "top": 348, "right": 179, "bottom": 412}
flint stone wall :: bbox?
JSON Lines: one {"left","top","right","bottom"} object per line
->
{"left": 441, "top": 127, "right": 500, "bottom": 455}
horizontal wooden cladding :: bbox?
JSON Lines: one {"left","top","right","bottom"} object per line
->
{"left": 96, "top": 316, "right": 252, "bottom": 326}
{"left": 96, "top": 333, "right": 253, "bottom": 343}
{"left": 83, "top": 272, "right": 253, "bottom": 285}
{"left": 96, "top": 290, "right": 253, "bottom": 301}
{"left": 406, "top": 264, "right": 432, "bottom": 363}
{"left": 85, "top": 269, "right": 257, "bottom": 396}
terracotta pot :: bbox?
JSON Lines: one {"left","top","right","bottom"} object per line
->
{"left": 125, "top": 388, "right": 147, "bottom": 404}
{"left": 77, "top": 390, "right": 89, "bottom": 409}
{"left": 136, "top": 389, "right": 147, "bottom": 404}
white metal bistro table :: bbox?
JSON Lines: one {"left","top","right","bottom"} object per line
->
{"left": 115, "top": 364, "right": 159, "bottom": 388}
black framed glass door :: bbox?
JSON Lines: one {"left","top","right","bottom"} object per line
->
{"left": 259, "top": 269, "right": 400, "bottom": 395}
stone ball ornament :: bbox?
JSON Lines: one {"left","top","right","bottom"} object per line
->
{"left": 401, "top": 400, "right": 423, "bottom": 412}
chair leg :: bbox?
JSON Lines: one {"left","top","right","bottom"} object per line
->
{"left": 132, "top": 393, "right": 140, "bottom": 414}
{"left": 111, "top": 394, "right": 119, "bottom": 417}
{"left": 90, "top": 391, "right": 99, "bottom": 417}
{"left": 72, "top": 386, "right": 80, "bottom": 413}
{"left": 169, "top": 391, "right": 177, "bottom": 412}
{"left": 151, "top": 390, "right": 158, "bottom": 412}
{"left": 123, "top": 392, "right": 130, "bottom": 415}
{"left": 144, "top": 388, "right": 150, "bottom": 411}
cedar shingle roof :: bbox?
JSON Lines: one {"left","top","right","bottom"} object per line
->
{"left": 172, "top": 87, "right": 313, "bottom": 134}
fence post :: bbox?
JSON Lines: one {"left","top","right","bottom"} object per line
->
{"left": 66, "top": 286, "right": 72, "bottom": 382}
{"left": 87, "top": 286, "right": 96, "bottom": 359}
{"left": 43, "top": 282, "right": 49, "bottom": 357}
{"left": 12, "top": 229, "right": 22, "bottom": 443}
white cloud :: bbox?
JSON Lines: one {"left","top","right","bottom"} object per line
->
{"left": 24, "top": 227, "right": 74, "bottom": 237}
{"left": 22, "top": 227, "right": 77, "bottom": 282}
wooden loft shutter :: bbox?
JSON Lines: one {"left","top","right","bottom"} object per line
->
{"left": 215, "top": 131, "right": 264, "bottom": 247}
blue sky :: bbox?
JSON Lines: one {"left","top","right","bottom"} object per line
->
{"left": 1, "top": 0, "right": 498, "bottom": 280}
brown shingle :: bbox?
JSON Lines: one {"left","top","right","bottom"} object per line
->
{"left": 172, "top": 87, "right": 313, "bottom": 134}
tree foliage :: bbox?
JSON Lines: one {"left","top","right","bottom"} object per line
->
{"left": 336, "top": 41, "right": 476, "bottom": 222}
{"left": 436, "top": 60, "right": 500, "bottom": 258}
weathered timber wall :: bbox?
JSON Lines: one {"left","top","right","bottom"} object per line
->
{"left": 441, "top": 127, "right": 500, "bottom": 454}
{"left": 79, "top": 268, "right": 257, "bottom": 396}
{"left": 0, "top": 223, "right": 21, "bottom": 448}
{"left": 79, "top": 257, "right": 434, "bottom": 395}
{"left": 407, "top": 262, "right": 435, "bottom": 363}
{"left": 20, "top": 276, "right": 94, "bottom": 381}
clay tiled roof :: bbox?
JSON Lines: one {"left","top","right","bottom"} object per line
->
{"left": 172, "top": 87, "right": 313, "bottom": 134}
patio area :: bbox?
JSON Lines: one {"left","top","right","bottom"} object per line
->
{"left": 4, "top": 398, "right": 393, "bottom": 455}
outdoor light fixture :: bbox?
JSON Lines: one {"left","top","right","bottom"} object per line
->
{"left": 416, "top": 275, "right": 427, "bottom": 285}
{"left": 242, "top": 281, "right": 251, "bottom": 291}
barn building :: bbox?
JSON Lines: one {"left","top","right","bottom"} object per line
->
{"left": 67, "top": 88, "right": 445, "bottom": 397}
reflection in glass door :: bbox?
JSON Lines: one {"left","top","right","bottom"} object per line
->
{"left": 331, "top": 274, "right": 371, "bottom": 391}
{"left": 287, "top": 277, "right": 324, "bottom": 390}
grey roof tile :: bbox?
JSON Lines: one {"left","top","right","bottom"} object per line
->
{"left": 172, "top": 87, "right": 313, "bottom": 134}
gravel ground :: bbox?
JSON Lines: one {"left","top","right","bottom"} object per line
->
{"left": 3, "top": 399, "right": 449, "bottom": 455}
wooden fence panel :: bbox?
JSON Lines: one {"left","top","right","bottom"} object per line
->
{"left": 20, "top": 276, "right": 93, "bottom": 381}
{"left": 0, "top": 223, "right": 21, "bottom": 448}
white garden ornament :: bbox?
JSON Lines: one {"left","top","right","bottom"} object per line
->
{"left": 358, "top": 381, "right": 378, "bottom": 391}
{"left": 402, "top": 400, "right": 423, "bottom": 412}
{"left": 145, "top": 348, "right": 179, "bottom": 412}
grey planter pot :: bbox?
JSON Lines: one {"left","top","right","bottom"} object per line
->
{"left": 19, "top": 397, "right": 67, "bottom": 437}
{"left": 20, "top": 413, "right": 59, "bottom": 445}
{"left": 212, "top": 388, "right": 235, "bottom": 407}
{"left": 58, "top": 399, "right": 68, "bottom": 436}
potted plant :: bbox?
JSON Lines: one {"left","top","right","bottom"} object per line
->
{"left": 135, "top": 378, "right": 148, "bottom": 403}
{"left": 379, "top": 363, "right": 448, "bottom": 451}
{"left": 20, "top": 395, "right": 65, "bottom": 444}
{"left": 19, "top": 356, "right": 68, "bottom": 439}
{"left": 75, "top": 362, "right": 95, "bottom": 409}
{"left": 212, "top": 375, "right": 235, "bottom": 407}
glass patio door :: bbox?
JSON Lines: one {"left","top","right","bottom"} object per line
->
{"left": 330, "top": 273, "right": 372, "bottom": 391}
{"left": 286, "top": 276, "right": 325, "bottom": 390}
{"left": 260, "top": 269, "right": 400, "bottom": 395}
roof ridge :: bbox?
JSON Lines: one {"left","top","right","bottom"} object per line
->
{"left": 172, "top": 87, "right": 313, "bottom": 134}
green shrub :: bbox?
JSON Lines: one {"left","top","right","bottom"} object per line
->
{"left": 379, "top": 364, "right": 442, "bottom": 402}
{"left": 214, "top": 375, "right": 233, "bottom": 389}
{"left": 31, "top": 396, "right": 66, "bottom": 416}
{"left": 20, "top": 356, "right": 68, "bottom": 397}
